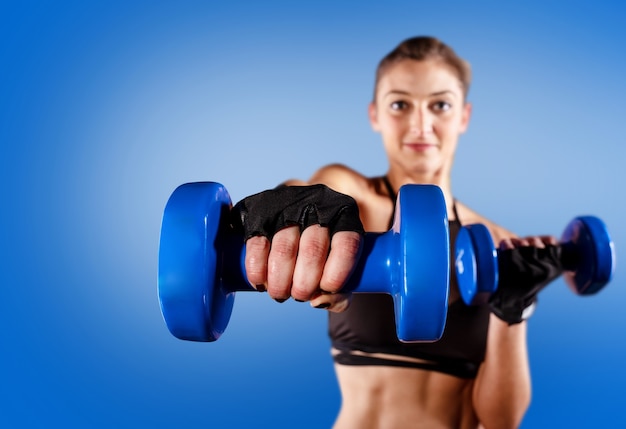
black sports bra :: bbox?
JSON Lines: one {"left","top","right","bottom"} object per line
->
{"left": 328, "top": 177, "right": 491, "bottom": 379}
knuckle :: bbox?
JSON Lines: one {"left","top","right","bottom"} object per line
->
{"left": 332, "top": 232, "right": 362, "bottom": 257}
{"left": 270, "top": 237, "right": 299, "bottom": 260}
{"left": 246, "top": 236, "right": 270, "bottom": 254}
{"left": 291, "top": 285, "right": 315, "bottom": 300}
{"left": 321, "top": 265, "right": 350, "bottom": 292}
{"left": 245, "top": 269, "right": 265, "bottom": 285}
{"left": 244, "top": 239, "right": 269, "bottom": 284}
{"left": 322, "top": 277, "right": 345, "bottom": 293}
{"left": 291, "top": 277, "right": 321, "bottom": 302}
{"left": 267, "top": 264, "right": 295, "bottom": 300}
{"left": 292, "top": 269, "right": 322, "bottom": 300}
{"left": 267, "top": 282, "right": 290, "bottom": 300}
{"left": 299, "top": 235, "right": 329, "bottom": 262}
{"left": 246, "top": 252, "right": 267, "bottom": 271}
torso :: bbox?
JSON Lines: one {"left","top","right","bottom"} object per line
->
{"left": 302, "top": 165, "right": 514, "bottom": 429}
{"left": 333, "top": 364, "right": 478, "bottom": 429}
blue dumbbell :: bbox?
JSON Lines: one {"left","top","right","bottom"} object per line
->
{"left": 454, "top": 216, "right": 616, "bottom": 305}
{"left": 158, "top": 182, "right": 450, "bottom": 343}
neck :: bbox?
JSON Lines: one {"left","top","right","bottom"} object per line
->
{"left": 385, "top": 169, "right": 455, "bottom": 218}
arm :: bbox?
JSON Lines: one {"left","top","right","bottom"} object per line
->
{"left": 473, "top": 316, "right": 531, "bottom": 429}
{"left": 471, "top": 231, "right": 561, "bottom": 428}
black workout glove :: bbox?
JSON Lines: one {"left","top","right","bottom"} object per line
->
{"left": 489, "top": 246, "right": 564, "bottom": 325}
{"left": 231, "top": 184, "right": 364, "bottom": 240}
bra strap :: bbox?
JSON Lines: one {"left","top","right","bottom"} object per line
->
{"left": 382, "top": 176, "right": 397, "bottom": 230}
{"left": 383, "top": 176, "right": 462, "bottom": 227}
{"left": 382, "top": 175, "right": 396, "bottom": 201}
{"left": 451, "top": 198, "right": 462, "bottom": 227}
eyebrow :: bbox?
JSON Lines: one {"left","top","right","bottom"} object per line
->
{"left": 383, "top": 89, "right": 458, "bottom": 98}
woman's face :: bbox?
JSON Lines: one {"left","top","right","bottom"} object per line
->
{"left": 369, "top": 59, "right": 471, "bottom": 178}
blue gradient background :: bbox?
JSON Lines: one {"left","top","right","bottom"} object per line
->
{"left": 1, "top": 1, "right": 624, "bottom": 427}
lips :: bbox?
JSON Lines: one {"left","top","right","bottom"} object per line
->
{"left": 403, "top": 142, "right": 436, "bottom": 151}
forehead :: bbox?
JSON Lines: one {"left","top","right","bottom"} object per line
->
{"left": 376, "top": 59, "right": 464, "bottom": 99}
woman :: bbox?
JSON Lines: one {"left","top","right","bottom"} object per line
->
{"left": 235, "top": 36, "right": 560, "bottom": 428}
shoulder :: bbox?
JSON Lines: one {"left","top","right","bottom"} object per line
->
{"left": 306, "top": 163, "right": 371, "bottom": 196}
{"left": 455, "top": 200, "right": 518, "bottom": 243}
{"left": 284, "top": 163, "right": 384, "bottom": 220}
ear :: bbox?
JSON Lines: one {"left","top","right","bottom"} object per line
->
{"left": 368, "top": 102, "right": 381, "bottom": 132}
{"left": 459, "top": 102, "right": 472, "bottom": 134}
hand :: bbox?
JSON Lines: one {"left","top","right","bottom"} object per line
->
{"left": 498, "top": 235, "right": 558, "bottom": 251}
{"left": 489, "top": 235, "right": 563, "bottom": 324}
{"left": 245, "top": 226, "right": 361, "bottom": 311}
{"left": 232, "top": 184, "right": 364, "bottom": 312}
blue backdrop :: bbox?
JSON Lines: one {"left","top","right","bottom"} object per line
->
{"left": 1, "top": 1, "right": 624, "bottom": 427}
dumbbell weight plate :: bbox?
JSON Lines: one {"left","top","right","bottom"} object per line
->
{"left": 158, "top": 182, "right": 241, "bottom": 342}
{"left": 455, "top": 224, "right": 498, "bottom": 306}
{"left": 561, "top": 216, "right": 615, "bottom": 295}
{"left": 393, "top": 184, "right": 449, "bottom": 342}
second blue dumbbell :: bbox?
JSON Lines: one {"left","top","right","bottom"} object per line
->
{"left": 454, "top": 216, "right": 616, "bottom": 305}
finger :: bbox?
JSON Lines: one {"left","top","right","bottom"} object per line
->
{"left": 291, "top": 225, "right": 331, "bottom": 301}
{"left": 245, "top": 236, "right": 271, "bottom": 291}
{"left": 499, "top": 238, "right": 515, "bottom": 250}
{"left": 524, "top": 236, "right": 546, "bottom": 249}
{"left": 539, "top": 235, "right": 559, "bottom": 247}
{"left": 320, "top": 231, "right": 362, "bottom": 293}
{"left": 310, "top": 291, "right": 352, "bottom": 313}
{"left": 267, "top": 226, "right": 300, "bottom": 301}
{"left": 511, "top": 237, "right": 531, "bottom": 247}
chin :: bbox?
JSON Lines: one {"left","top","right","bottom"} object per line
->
{"left": 408, "top": 160, "right": 443, "bottom": 176}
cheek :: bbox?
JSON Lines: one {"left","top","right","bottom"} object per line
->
{"left": 435, "top": 116, "right": 464, "bottom": 139}
{"left": 381, "top": 116, "right": 405, "bottom": 134}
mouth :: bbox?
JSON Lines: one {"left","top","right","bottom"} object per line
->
{"left": 403, "top": 142, "right": 437, "bottom": 152}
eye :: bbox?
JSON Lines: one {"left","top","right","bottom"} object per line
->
{"left": 431, "top": 100, "right": 452, "bottom": 112}
{"left": 390, "top": 100, "right": 409, "bottom": 111}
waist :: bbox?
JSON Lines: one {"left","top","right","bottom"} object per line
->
{"left": 333, "top": 361, "right": 477, "bottom": 429}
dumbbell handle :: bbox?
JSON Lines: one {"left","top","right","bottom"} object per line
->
{"left": 496, "top": 241, "right": 577, "bottom": 270}
{"left": 559, "top": 242, "right": 580, "bottom": 272}
{"left": 220, "top": 229, "right": 402, "bottom": 294}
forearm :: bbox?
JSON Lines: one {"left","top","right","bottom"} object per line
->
{"left": 473, "top": 315, "right": 531, "bottom": 429}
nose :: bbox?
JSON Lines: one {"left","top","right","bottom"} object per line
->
{"left": 409, "top": 106, "right": 433, "bottom": 136}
